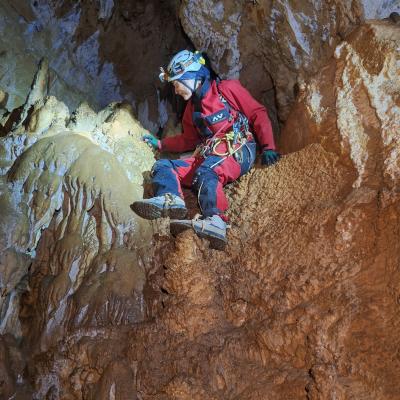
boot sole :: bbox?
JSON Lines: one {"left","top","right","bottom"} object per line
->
{"left": 130, "top": 202, "right": 187, "bottom": 220}
{"left": 170, "top": 223, "right": 227, "bottom": 251}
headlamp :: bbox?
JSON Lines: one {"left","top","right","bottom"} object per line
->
{"left": 159, "top": 67, "right": 169, "bottom": 83}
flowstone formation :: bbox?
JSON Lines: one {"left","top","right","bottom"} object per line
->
{"left": 0, "top": 60, "right": 155, "bottom": 398}
{"left": 1, "top": 19, "right": 400, "bottom": 400}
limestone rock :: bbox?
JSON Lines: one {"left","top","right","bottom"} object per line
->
{"left": 0, "top": 60, "right": 156, "bottom": 391}
{"left": 180, "top": 0, "right": 399, "bottom": 121}
{"left": 1, "top": 14, "right": 400, "bottom": 400}
{"left": 0, "top": 90, "right": 8, "bottom": 109}
{"left": 0, "top": 0, "right": 189, "bottom": 132}
{"left": 26, "top": 139, "right": 400, "bottom": 398}
{"left": 6, "top": 25, "right": 399, "bottom": 398}
{"left": 280, "top": 21, "right": 400, "bottom": 190}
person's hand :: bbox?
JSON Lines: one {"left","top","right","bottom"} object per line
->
{"left": 261, "top": 149, "right": 280, "bottom": 166}
{"left": 142, "top": 134, "right": 161, "bottom": 150}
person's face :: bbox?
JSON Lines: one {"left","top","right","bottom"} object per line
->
{"left": 172, "top": 80, "right": 194, "bottom": 101}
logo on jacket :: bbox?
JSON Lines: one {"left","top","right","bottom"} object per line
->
{"left": 212, "top": 113, "right": 224, "bottom": 122}
{"left": 205, "top": 109, "right": 230, "bottom": 125}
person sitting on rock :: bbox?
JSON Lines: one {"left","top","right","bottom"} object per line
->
{"left": 131, "top": 50, "right": 280, "bottom": 249}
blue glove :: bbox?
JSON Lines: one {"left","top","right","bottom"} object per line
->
{"left": 261, "top": 149, "right": 280, "bottom": 166}
{"left": 142, "top": 134, "right": 161, "bottom": 150}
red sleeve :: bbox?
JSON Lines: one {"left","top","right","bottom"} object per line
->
{"left": 219, "top": 80, "right": 276, "bottom": 150}
{"left": 160, "top": 102, "right": 201, "bottom": 153}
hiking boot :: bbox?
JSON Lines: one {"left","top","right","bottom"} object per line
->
{"left": 130, "top": 193, "right": 187, "bottom": 220}
{"left": 170, "top": 214, "right": 227, "bottom": 250}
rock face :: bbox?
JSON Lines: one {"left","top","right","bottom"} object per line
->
{"left": 280, "top": 21, "right": 400, "bottom": 189}
{"left": 1, "top": 16, "right": 400, "bottom": 400}
{"left": 129, "top": 24, "right": 399, "bottom": 399}
{"left": 0, "top": 60, "right": 156, "bottom": 397}
{"left": 0, "top": 0, "right": 188, "bottom": 131}
{"left": 2, "top": 0, "right": 399, "bottom": 136}
{"left": 180, "top": 0, "right": 400, "bottom": 123}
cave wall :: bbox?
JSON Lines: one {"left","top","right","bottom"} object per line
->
{"left": 0, "top": 0, "right": 188, "bottom": 132}
{"left": 180, "top": 0, "right": 400, "bottom": 123}
{"left": 0, "top": 60, "right": 157, "bottom": 399}
{"left": 2, "top": 0, "right": 399, "bottom": 136}
{"left": 0, "top": 1, "right": 400, "bottom": 399}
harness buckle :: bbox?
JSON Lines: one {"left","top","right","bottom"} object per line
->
{"left": 194, "top": 130, "right": 254, "bottom": 160}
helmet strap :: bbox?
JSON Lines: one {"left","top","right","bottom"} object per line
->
{"left": 179, "top": 80, "right": 195, "bottom": 93}
{"left": 179, "top": 77, "right": 202, "bottom": 94}
{"left": 194, "top": 77, "right": 199, "bottom": 92}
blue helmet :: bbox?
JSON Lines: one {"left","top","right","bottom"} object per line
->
{"left": 159, "top": 50, "right": 207, "bottom": 83}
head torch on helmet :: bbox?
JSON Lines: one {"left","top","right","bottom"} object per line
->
{"left": 158, "top": 67, "right": 169, "bottom": 83}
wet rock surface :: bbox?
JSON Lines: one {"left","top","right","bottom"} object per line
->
{"left": 0, "top": 60, "right": 156, "bottom": 398}
{"left": 0, "top": 0, "right": 188, "bottom": 131}
{"left": 0, "top": 12, "right": 399, "bottom": 400}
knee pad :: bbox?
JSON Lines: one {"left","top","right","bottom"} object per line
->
{"left": 151, "top": 159, "right": 173, "bottom": 176}
{"left": 192, "top": 166, "right": 218, "bottom": 192}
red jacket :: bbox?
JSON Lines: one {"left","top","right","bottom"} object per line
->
{"left": 161, "top": 79, "right": 276, "bottom": 152}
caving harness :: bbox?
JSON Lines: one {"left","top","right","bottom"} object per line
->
{"left": 159, "top": 51, "right": 255, "bottom": 165}
{"left": 159, "top": 51, "right": 256, "bottom": 168}
{"left": 192, "top": 80, "right": 254, "bottom": 168}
